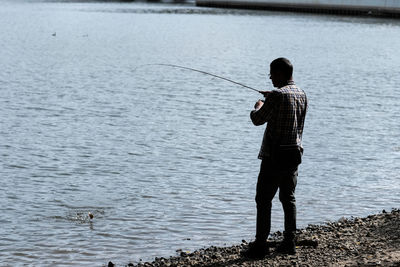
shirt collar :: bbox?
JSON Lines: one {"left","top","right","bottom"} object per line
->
{"left": 287, "top": 80, "right": 295, "bottom": 85}
{"left": 278, "top": 80, "right": 295, "bottom": 89}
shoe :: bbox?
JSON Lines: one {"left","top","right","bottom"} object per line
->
{"left": 276, "top": 239, "right": 296, "bottom": 255}
{"left": 240, "top": 240, "right": 269, "bottom": 259}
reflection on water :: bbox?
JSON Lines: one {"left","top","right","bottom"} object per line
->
{"left": 0, "top": 1, "right": 399, "bottom": 266}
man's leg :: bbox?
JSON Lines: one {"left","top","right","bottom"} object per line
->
{"left": 241, "top": 159, "right": 278, "bottom": 258}
{"left": 277, "top": 168, "right": 298, "bottom": 254}
{"left": 255, "top": 159, "right": 279, "bottom": 243}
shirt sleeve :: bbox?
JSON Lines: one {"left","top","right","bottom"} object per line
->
{"left": 250, "top": 90, "right": 280, "bottom": 126}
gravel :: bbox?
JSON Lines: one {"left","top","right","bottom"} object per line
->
{"left": 117, "top": 208, "right": 400, "bottom": 267}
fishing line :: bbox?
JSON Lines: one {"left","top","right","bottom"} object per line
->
{"left": 134, "top": 63, "right": 263, "bottom": 94}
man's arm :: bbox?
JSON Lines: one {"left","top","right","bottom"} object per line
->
{"left": 250, "top": 91, "right": 278, "bottom": 126}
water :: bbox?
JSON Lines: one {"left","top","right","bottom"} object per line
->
{"left": 1, "top": 1, "right": 399, "bottom": 265}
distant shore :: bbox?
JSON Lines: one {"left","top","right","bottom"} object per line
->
{"left": 195, "top": 0, "right": 400, "bottom": 18}
{"left": 127, "top": 209, "right": 400, "bottom": 266}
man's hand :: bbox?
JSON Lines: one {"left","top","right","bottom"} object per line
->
{"left": 254, "top": 99, "right": 264, "bottom": 110}
{"left": 259, "top": 91, "right": 271, "bottom": 97}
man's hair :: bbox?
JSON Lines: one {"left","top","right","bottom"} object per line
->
{"left": 270, "top": 57, "right": 293, "bottom": 80}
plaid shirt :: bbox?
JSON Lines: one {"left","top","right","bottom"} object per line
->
{"left": 250, "top": 81, "right": 307, "bottom": 159}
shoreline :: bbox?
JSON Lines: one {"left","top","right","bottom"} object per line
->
{"left": 128, "top": 209, "right": 400, "bottom": 266}
{"left": 195, "top": 0, "right": 400, "bottom": 18}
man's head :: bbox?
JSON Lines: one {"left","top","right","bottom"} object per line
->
{"left": 269, "top": 57, "right": 293, "bottom": 88}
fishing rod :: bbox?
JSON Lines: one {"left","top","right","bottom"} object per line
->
{"left": 134, "top": 63, "right": 265, "bottom": 94}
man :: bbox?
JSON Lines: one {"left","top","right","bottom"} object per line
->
{"left": 242, "top": 58, "right": 308, "bottom": 258}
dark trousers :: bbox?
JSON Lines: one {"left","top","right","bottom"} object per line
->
{"left": 255, "top": 158, "right": 298, "bottom": 242}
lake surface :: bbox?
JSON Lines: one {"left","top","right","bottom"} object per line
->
{"left": 1, "top": 1, "right": 399, "bottom": 265}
